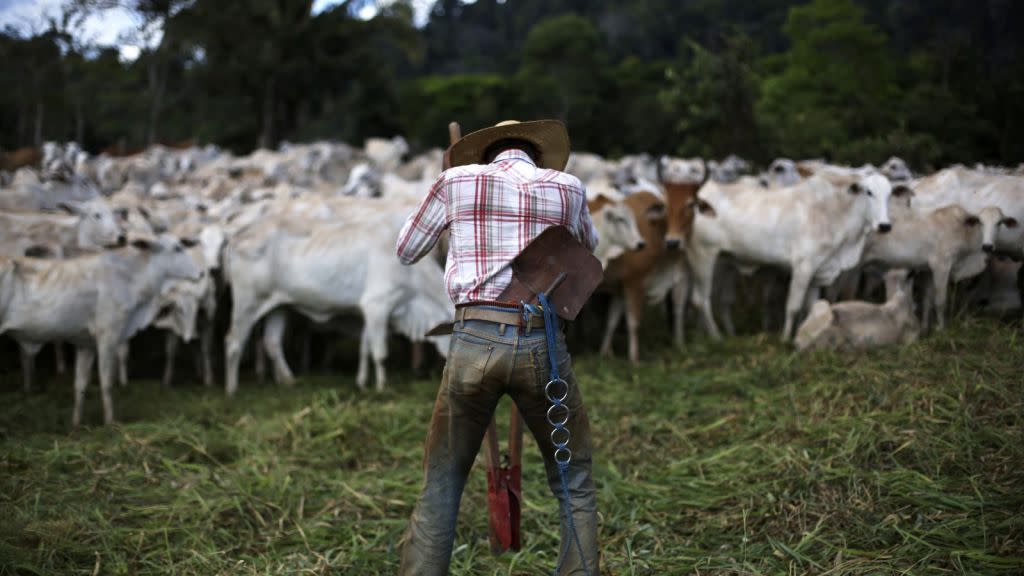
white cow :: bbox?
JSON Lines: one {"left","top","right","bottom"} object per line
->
{"left": 223, "top": 201, "right": 452, "bottom": 395}
{"left": 0, "top": 235, "right": 203, "bottom": 426}
{"left": 0, "top": 199, "right": 123, "bottom": 258}
{"left": 861, "top": 202, "right": 1006, "bottom": 330}
{"left": 689, "top": 173, "right": 895, "bottom": 340}
{"left": 364, "top": 136, "right": 409, "bottom": 172}
{"left": 881, "top": 157, "right": 913, "bottom": 182}
{"left": 795, "top": 271, "right": 920, "bottom": 351}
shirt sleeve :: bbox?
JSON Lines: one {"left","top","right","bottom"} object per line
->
{"left": 576, "top": 186, "right": 599, "bottom": 253}
{"left": 396, "top": 174, "right": 448, "bottom": 265}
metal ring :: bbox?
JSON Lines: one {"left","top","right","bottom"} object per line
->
{"left": 547, "top": 403, "right": 570, "bottom": 428}
{"left": 545, "top": 378, "right": 569, "bottom": 403}
{"left": 554, "top": 447, "right": 572, "bottom": 465}
{"left": 550, "top": 426, "right": 570, "bottom": 448}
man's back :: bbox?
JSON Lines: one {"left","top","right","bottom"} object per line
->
{"left": 397, "top": 148, "right": 597, "bottom": 304}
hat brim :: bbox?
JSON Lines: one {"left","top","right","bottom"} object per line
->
{"left": 448, "top": 120, "right": 570, "bottom": 171}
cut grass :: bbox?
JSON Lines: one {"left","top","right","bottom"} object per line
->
{"left": 1, "top": 317, "right": 1022, "bottom": 575}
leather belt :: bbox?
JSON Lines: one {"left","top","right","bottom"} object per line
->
{"left": 454, "top": 305, "right": 541, "bottom": 328}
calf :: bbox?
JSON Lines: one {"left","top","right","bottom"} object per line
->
{"left": 795, "top": 272, "right": 920, "bottom": 351}
{"left": 599, "top": 191, "right": 674, "bottom": 362}
{"left": 0, "top": 236, "right": 203, "bottom": 426}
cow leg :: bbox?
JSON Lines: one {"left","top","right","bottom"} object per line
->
{"left": 162, "top": 333, "right": 178, "bottom": 388}
{"left": 262, "top": 309, "right": 295, "bottom": 386}
{"left": 356, "top": 327, "right": 370, "bottom": 390}
{"left": 624, "top": 279, "right": 645, "bottom": 364}
{"left": 71, "top": 346, "right": 96, "bottom": 429}
{"left": 55, "top": 342, "right": 67, "bottom": 375}
{"left": 18, "top": 342, "right": 39, "bottom": 393}
{"left": 920, "top": 271, "right": 935, "bottom": 333}
{"left": 253, "top": 322, "right": 267, "bottom": 384}
{"left": 96, "top": 340, "right": 118, "bottom": 425}
{"left": 931, "top": 264, "right": 952, "bottom": 331}
{"left": 783, "top": 268, "right": 814, "bottom": 341}
{"left": 411, "top": 341, "right": 425, "bottom": 375}
{"left": 116, "top": 343, "right": 129, "bottom": 388}
{"left": 716, "top": 262, "right": 737, "bottom": 337}
{"left": 200, "top": 321, "right": 215, "bottom": 388}
{"left": 671, "top": 270, "right": 689, "bottom": 349}
{"left": 225, "top": 307, "right": 261, "bottom": 398}
{"left": 599, "top": 296, "right": 625, "bottom": 357}
{"left": 360, "top": 298, "right": 395, "bottom": 391}
{"left": 690, "top": 251, "right": 722, "bottom": 340}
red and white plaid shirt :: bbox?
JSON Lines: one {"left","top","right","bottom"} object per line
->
{"left": 397, "top": 148, "right": 598, "bottom": 304}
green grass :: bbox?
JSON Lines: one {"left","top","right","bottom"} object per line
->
{"left": 1, "top": 318, "right": 1022, "bottom": 575}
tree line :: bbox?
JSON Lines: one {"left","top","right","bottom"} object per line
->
{"left": 2, "top": 0, "right": 1022, "bottom": 169}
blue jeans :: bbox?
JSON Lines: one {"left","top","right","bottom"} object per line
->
{"left": 399, "top": 318, "right": 599, "bottom": 575}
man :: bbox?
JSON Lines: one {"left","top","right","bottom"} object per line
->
{"left": 395, "top": 120, "right": 600, "bottom": 575}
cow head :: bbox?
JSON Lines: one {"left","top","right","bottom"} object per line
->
{"left": 882, "top": 156, "right": 913, "bottom": 182}
{"left": 341, "top": 163, "right": 382, "bottom": 198}
{"left": 767, "top": 158, "right": 801, "bottom": 187}
{"left": 658, "top": 156, "right": 706, "bottom": 185}
{"left": 132, "top": 234, "right": 204, "bottom": 282}
{"left": 594, "top": 199, "right": 646, "bottom": 265}
{"left": 61, "top": 198, "right": 124, "bottom": 249}
{"left": 198, "top": 225, "right": 226, "bottom": 270}
{"left": 976, "top": 206, "right": 1018, "bottom": 253}
{"left": 889, "top": 183, "right": 915, "bottom": 210}
{"left": 848, "top": 173, "right": 894, "bottom": 233}
{"left": 662, "top": 179, "right": 702, "bottom": 250}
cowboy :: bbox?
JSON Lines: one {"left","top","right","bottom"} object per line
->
{"left": 395, "top": 120, "right": 600, "bottom": 575}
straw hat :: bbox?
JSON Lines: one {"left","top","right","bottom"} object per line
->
{"left": 448, "top": 119, "right": 570, "bottom": 171}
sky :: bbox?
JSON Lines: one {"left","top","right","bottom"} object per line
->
{"left": 0, "top": 0, "right": 443, "bottom": 61}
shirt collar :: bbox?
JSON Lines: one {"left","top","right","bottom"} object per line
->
{"left": 492, "top": 148, "right": 537, "bottom": 167}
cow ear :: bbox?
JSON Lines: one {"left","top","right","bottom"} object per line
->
{"left": 847, "top": 183, "right": 864, "bottom": 195}
{"left": 131, "top": 238, "right": 155, "bottom": 251}
{"left": 796, "top": 164, "right": 814, "bottom": 178}
{"left": 695, "top": 199, "right": 717, "bottom": 217}
{"left": 180, "top": 237, "right": 199, "bottom": 248}
{"left": 1002, "top": 217, "right": 1019, "bottom": 229}
{"left": 892, "top": 185, "right": 915, "bottom": 198}
{"left": 645, "top": 203, "right": 666, "bottom": 222}
{"left": 964, "top": 215, "right": 980, "bottom": 227}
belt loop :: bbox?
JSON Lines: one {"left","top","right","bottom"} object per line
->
{"left": 457, "top": 308, "right": 465, "bottom": 329}
{"left": 498, "top": 323, "right": 506, "bottom": 336}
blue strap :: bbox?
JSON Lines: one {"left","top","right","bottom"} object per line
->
{"left": 536, "top": 293, "right": 591, "bottom": 576}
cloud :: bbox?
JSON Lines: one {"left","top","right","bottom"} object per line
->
{"left": 0, "top": 0, "right": 152, "bottom": 61}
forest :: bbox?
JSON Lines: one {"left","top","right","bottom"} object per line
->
{"left": 2, "top": 0, "right": 1023, "bottom": 169}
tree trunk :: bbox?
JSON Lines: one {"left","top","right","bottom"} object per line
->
{"left": 259, "top": 78, "right": 275, "bottom": 149}
{"left": 34, "top": 101, "right": 44, "bottom": 147}
{"left": 75, "top": 98, "right": 85, "bottom": 145}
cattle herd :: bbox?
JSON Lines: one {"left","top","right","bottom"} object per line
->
{"left": 1, "top": 138, "right": 1023, "bottom": 426}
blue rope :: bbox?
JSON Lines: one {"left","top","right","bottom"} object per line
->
{"left": 534, "top": 293, "right": 592, "bottom": 576}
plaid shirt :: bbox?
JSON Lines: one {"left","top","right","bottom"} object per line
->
{"left": 397, "top": 148, "right": 598, "bottom": 304}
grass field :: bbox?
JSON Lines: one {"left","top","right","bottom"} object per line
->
{"left": 1, "top": 317, "right": 1022, "bottom": 575}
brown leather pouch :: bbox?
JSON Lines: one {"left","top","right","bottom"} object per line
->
{"left": 498, "top": 226, "right": 602, "bottom": 321}
{"left": 426, "top": 226, "right": 601, "bottom": 336}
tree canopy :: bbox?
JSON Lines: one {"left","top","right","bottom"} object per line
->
{"left": 1, "top": 0, "right": 1022, "bottom": 168}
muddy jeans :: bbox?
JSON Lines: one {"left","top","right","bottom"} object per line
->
{"left": 398, "top": 317, "right": 599, "bottom": 575}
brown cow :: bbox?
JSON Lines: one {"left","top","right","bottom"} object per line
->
{"left": 0, "top": 147, "right": 42, "bottom": 171}
{"left": 599, "top": 190, "right": 673, "bottom": 363}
